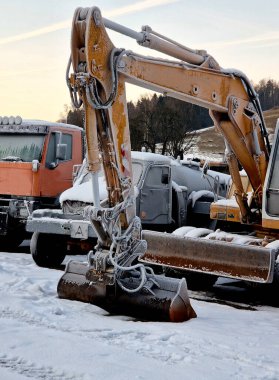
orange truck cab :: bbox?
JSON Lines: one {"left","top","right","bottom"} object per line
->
{"left": 0, "top": 116, "right": 83, "bottom": 250}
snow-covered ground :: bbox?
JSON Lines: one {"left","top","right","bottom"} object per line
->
{"left": 0, "top": 250, "right": 279, "bottom": 380}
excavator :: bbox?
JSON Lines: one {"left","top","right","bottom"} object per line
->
{"left": 57, "top": 6, "right": 279, "bottom": 321}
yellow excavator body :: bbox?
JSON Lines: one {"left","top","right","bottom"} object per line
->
{"left": 57, "top": 6, "right": 279, "bottom": 322}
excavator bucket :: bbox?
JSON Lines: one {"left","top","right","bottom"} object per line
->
{"left": 57, "top": 260, "right": 196, "bottom": 322}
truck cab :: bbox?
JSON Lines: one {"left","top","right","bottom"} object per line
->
{"left": 0, "top": 116, "right": 83, "bottom": 249}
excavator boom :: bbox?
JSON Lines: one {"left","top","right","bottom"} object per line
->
{"left": 69, "top": 6, "right": 269, "bottom": 222}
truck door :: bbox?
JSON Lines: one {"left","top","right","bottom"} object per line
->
{"left": 40, "top": 132, "right": 74, "bottom": 197}
{"left": 139, "top": 164, "right": 172, "bottom": 225}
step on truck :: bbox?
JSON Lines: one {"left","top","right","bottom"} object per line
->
{"left": 0, "top": 116, "right": 83, "bottom": 250}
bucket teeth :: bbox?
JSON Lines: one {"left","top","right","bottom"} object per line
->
{"left": 57, "top": 260, "right": 196, "bottom": 322}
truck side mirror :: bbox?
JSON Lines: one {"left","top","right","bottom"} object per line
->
{"left": 56, "top": 143, "right": 67, "bottom": 160}
{"left": 48, "top": 131, "right": 67, "bottom": 169}
{"left": 32, "top": 159, "right": 40, "bottom": 172}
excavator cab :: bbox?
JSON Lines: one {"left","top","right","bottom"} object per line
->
{"left": 263, "top": 120, "right": 279, "bottom": 228}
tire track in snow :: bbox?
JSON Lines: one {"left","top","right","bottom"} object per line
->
{"left": 0, "top": 354, "right": 84, "bottom": 380}
{"left": 0, "top": 307, "right": 46, "bottom": 327}
{"left": 1, "top": 305, "right": 279, "bottom": 378}
{"left": 1, "top": 253, "right": 279, "bottom": 377}
{"left": 0, "top": 306, "right": 184, "bottom": 365}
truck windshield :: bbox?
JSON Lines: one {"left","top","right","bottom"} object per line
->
{"left": 0, "top": 134, "right": 45, "bottom": 162}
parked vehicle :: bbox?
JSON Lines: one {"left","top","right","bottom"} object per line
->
{"left": 27, "top": 151, "right": 229, "bottom": 267}
{"left": 0, "top": 116, "right": 83, "bottom": 250}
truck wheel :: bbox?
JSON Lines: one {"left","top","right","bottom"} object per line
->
{"left": 31, "top": 232, "right": 67, "bottom": 268}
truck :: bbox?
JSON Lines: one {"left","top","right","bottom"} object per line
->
{"left": 27, "top": 151, "right": 230, "bottom": 268}
{"left": 0, "top": 116, "right": 83, "bottom": 250}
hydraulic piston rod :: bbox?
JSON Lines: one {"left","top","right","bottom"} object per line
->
{"left": 103, "top": 18, "right": 206, "bottom": 65}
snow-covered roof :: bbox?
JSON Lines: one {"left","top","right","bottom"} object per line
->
{"left": 22, "top": 119, "right": 83, "bottom": 131}
{"left": 131, "top": 151, "right": 172, "bottom": 164}
{"left": 214, "top": 198, "right": 238, "bottom": 207}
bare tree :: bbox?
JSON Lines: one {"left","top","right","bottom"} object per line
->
{"left": 57, "top": 105, "right": 84, "bottom": 129}
{"left": 127, "top": 101, "right": 145, "bottom": 151}
{"left": 128, "top": 94, "right": 209, "bottom": 157}
{"left": 67, "top": 107, "right": 84, "bottom": 129}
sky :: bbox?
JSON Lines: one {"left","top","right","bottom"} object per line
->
{"left": 0, "top": 0, "right": 279, "bottom": 122}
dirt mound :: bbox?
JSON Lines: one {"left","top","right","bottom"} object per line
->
{"left": 186, "top": 108, "right": 279, "bottom": 161}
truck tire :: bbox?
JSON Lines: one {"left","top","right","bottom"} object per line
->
{"left": 31, "top": 232, "right": 67, "bottom": 268}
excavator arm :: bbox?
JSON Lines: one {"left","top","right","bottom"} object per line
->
{"left": 57, "top": 6, "right": 276, "bottom": 319}
{"left": 68, "top": 6, "right": 269, "bottom": 224}
{"left": 58, "top": 7, "right": 199, "bottom": 322}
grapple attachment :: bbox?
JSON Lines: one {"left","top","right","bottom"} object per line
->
{"left": 57, "top": 260, "right": 196, "bottom": 322}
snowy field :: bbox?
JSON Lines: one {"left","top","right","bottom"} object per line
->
{"left": 0, "top": 249, "right": 279, "bottom": 380}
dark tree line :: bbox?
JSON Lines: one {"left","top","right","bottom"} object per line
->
{"left": 60, "top": 78, "right": 279, "bottom": 156}
{"left": 128, "top": 94, "right": 211, "bottom": 157}
{"left": 67, "top": 106, "right": 85, "bottom": 128}
{"left": 255, "top": 79, "right": 279, "bottom": 111}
